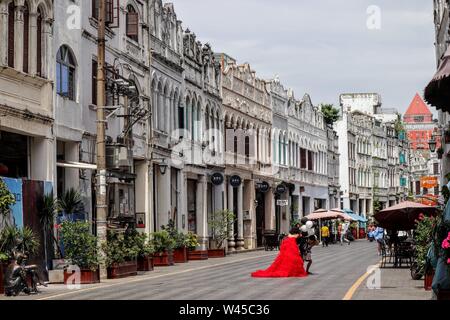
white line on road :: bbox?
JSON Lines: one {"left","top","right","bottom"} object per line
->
{"left": 38, "top": 252, "right": 277, "bottom": 300}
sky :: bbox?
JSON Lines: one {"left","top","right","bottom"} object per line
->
{"left": 172, "top": 0, "right": 437, "bottom": 114}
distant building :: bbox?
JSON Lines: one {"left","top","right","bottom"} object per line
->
{"left": 404, "top": 93, "right": 440, "bottom": 154}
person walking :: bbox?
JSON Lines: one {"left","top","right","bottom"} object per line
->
{"left": 340, "top": 220, "right": 350, "bottom": 245}
{"left": 373, "top": 224, "right": 385, "bottom": 256}
{"left": 321, "top": 224, "right": 330, "bottom": 247}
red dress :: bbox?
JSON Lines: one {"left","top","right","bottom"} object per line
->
{"left": 251, "top": 237, "right": 308, "bottom": 278}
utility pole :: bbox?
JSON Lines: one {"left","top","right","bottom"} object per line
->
{"left": 96, "top": 0, "right": 108, "bottom": 279}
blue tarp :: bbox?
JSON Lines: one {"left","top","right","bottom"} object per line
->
{"left": 343, "top": 209, "right": 368, "bottom": 223}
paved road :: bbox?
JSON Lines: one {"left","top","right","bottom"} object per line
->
{"left": 3, "top": 240, "right": 381, "bottom": 300}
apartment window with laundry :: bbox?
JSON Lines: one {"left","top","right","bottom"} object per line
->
{"left": 126, "top": 5, "right": 139, "bottom": 42}
{"left": 56, "top": 45, "right": 76, "bottom": 100}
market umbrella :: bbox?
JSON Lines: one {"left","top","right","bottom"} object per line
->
{"left": 374, "top": 201, "right": 439, "bottom": 231}
{"left": 424, "top": 46, "right": 450, "bottom": 111}
{"left": 306, "top": 209, "right": 353, "bottom": 221}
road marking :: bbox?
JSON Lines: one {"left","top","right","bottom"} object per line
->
{"left": 37, "top": 252, "right": 277, "bottom": 300}
{"left": 342, "top": 261, "right": 381, "bottom": 300}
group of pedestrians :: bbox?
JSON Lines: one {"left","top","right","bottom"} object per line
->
{"left": 319, "top": 220, "right": 352, "bottom": 247}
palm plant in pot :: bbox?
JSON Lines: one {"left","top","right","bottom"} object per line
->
{"left": 39, "top": 193, "right": 63, "bottom": 272}
{"left": 58, "top": 188, "right": 85, "bottom": 222}
{"left": 59, "top": 221, "right": 100, "bottom": 284}
{"left": 102, "top": 230, "right": 139, "bottom": 279}
{"left": 150, "top": 230, "right": 175, "bottom": 266}
{"left": 208, "top": 210, "right": 236, "bottom": 258}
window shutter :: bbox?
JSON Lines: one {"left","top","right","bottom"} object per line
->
{"left": 23, "top": 5, "right": 29, "bottom": 73}
{"left": 126, "top": 12, "right": 139, "bottom": 38}
{"left": 105, "top": 0, "right": 113, "bottom": 24}
{"left": 8, "top": 3, "right": 14, "bottom": 68}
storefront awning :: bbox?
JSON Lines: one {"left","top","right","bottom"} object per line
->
{"left": 56, "top": 161, "right": 97, "bottom": 170}
{"left": 424, "top": 46, "right": 450, "bottom": 112}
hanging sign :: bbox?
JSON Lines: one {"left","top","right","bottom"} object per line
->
{"left": 211, "top": 173, "right": 224, "bottom": 186}
{"left": 230, "top": 175, "right": 242, "bottom": 188}
{"left": 256, "top": 181, "right": 270, "bottom": 193}
{"left": 277, "top": 200, "right": 288, "bottom": 206}
{"left": 275, "top": 184, "right": 287, "bottom": 194}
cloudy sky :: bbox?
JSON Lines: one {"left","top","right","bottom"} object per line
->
{"left": 172, "top": 0, "right": 436, "bottom": 114}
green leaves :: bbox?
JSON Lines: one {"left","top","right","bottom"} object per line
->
{"left": 0, "top": 225, "right": 39, "bottom": 260}
{"left": 184, "top": 232, "right": 199, "bottom": 250}
{"left": 0, "top": 178, "right": 15, "bottom": 219}
{"left": 60, "top": 221, "right": 99, "bottom": 271}
{"left": 150, "top": 230, "right": 176, "bottom": 253}
{"left": 320, "top": 104, "right": 340, "bottom": 126}
{"left": 58, "top": 188, "right": 84, "bottom": 215}
{"left": 208, "top": 210, "right": 235, "bottom": 249}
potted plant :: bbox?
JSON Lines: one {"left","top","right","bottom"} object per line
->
{"left": 208, "top": 210, "right": 235, "bottom": 258}
{"left": 39, "top": 193, "right": 63, "bottom": 272}
{"left": 0, "top": 252, "right": 9, "bottom": 294}
{"left": 131, "top": 230, "right": 154, "bottom": 272}
{"left": 150, "top": 230, "right": 175, "bottom": 266}
{"left": 186, "top": 232, "right": 208, "bottom": 260}
{"left": 59, "top": 221, "right": 100, "bottom": 284}
{"left": 102, "top": 230, "right": 138, "bottom": 279}
{"left": 163, "top": 220, "right": 188, "bottom": 263}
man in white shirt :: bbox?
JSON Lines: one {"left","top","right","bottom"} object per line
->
{"left": 340, "top": 221, "right": 351, "bottom": 245}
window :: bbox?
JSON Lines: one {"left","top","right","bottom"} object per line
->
{"left": 56, "top": 46, "right": 76, "bottom": 100}
{"left": 300, "top": 148, "right": 307, "bottom": 169}
{"left": 92, "top": 0, "right": 99, "bottom": 19}
{"left": 23, "top": 2, "right": 29, "bottom": 73}
{"left": 415, "top": 181, "right": 421, "bottom": 195}
{"left": 245, "top": 135, "right": 250, "bottom": 164}
{"left": 8, "top": 2, "right": 14, "bottom": 68}
{"left": 37, "top": 7, "right": 43, "bottom": 76}
{"left": 308, "top": 150, "right": 313, "bottom": 171}
{"left": 433, "top": 163, "right": 439, "bottom": 175}
{"left": 126, "top": 5, "right": 139, "bottom": 42}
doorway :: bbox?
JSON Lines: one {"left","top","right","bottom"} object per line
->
{"left": 255, "top": 191, "right": 266, "bottom": 247}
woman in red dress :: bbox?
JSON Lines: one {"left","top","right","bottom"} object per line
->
{"left": 251, "top": 228, "right": 308, "bottom": 278}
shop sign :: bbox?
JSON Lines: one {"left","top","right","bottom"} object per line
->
{"left": 275, "top": 184, "right": 287, "bottom": 194}
{"left": 277, "top": 200, "right": 288, "bottom": 206}
{"left": 211, "top": 173, "right": 224, "bottom": 186}
{"left": 256, "top": 181, "right": 270, "bottom": 193}
{"left": 230, "top": 175, "right": 242, "bottom": 188}
{"left": 420, "top": 176, "right": 438, "bottom": 189}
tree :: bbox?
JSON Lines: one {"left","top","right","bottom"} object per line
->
{"left": 208, "top": 210, "right": 236, "bottom": 249}
{"left": 0, "top": 178, "right": 15, "bottom": 227}
{"left": 320, "top": 104, "right": 340, "bottom": 126}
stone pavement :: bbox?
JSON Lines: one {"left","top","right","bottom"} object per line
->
{"left": 352, "top": 266, "right": 432, "bottom": 300}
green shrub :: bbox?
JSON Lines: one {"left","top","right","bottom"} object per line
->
{"left": 184, "top": 232, "right": 199, "bottom": 250}
{"left": 150, "top": 230, "right": 176, "bottom": 254}
{"left": 60, "top": 221, "right": 99, "bottom": 271}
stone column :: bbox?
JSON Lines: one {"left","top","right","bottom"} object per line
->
{"left": 14, "top": 3, "right": 25, "bottom": 73}
{"left": 236, "top": 183, "right": 244, "bottom": 250}
{"left": 227, "top": 181, "right": 235, "bottom": 252}
{"left": 29, "top": 12, "right": 37, "bottom": 75}
{"left": 0, "top": 4, "right": 8, "bottom": 66}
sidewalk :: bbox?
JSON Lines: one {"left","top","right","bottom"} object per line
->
{"left": 352, "top": 267, "right": 432, "bottom": 300}
{"left": 0, "top": 250, "right": 277, "bottom": 300}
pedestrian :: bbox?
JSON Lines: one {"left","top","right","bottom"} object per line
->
{"left": 321, "top": 224, "right": 330, "bottom": 247}
{"left": 340, "top": 220, "right": 350, "bottom": 245}
{"left": 373, "top": 224, "right": 385, "bottom": 256}
{"left": 303, "top": 235, "right": 319, "bottom": 274}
